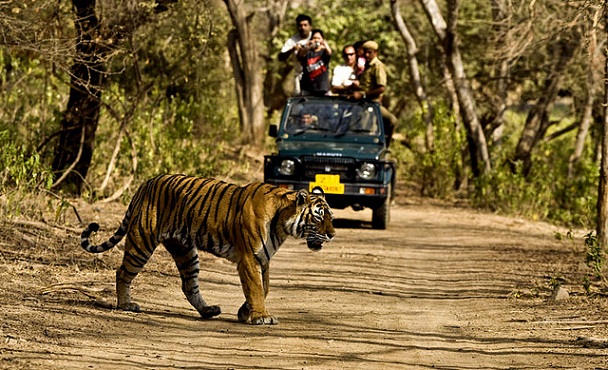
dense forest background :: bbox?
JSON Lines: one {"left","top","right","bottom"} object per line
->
{"left": 1, "top": 0, "right": 606, "bottom": 234}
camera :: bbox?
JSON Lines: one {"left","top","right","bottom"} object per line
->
{"left": 311, "top": 41, "right": 320, "bottom": 49}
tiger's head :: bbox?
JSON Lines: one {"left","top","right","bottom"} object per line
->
{"left": 293, "top": 187, "right": 335, "bottom": 251}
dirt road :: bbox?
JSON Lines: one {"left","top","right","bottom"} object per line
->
{"left": 1, "top": 194, "right": 607, "bottom": 369}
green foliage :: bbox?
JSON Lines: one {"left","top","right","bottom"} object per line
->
{"left": 1, "top": 0, "right": 244, "bottom": 204}
{"left": 403, "top": 103, "right": 465, "bottom": 198}
{"left": 472, "top": 142, "right": 597, "bottom": 226}
{"left": 0, "top": 130, "right": 54, "bottom": 219}
{"left": 473, "top": 163, "right": 552, "bottom": 221}
{"left": 554, "top": 229, "right": 574, "bottom": 241}
{"left": 275, "top": 1, "right": 418, "bottom": 111}
{"left": 0, "top": 0, "right": 604, "bottom": 242}
{"left": 584, "top": 231, "right": 604, "bottom": 280}
{"left": 0, "top": 130, "right": 53, "bottom": 193}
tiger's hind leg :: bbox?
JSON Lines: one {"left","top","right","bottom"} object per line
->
{"left": 164, "top": 240, "right": 221, "bottom": 319}
{"left": 116, "top": 233, "right": 158, "bottom": 312}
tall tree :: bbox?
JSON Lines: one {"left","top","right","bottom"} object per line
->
{"left": 510, "top": 32, "right": 579, "bottom": 176}
{"left": 597, "top": 2, "right": 608, "bottom": 250}
{"left": 224, "top": 0, "right": 282, "bottom": 148}
{"left": 51, "top": 0, "right": 178, "bottom": 194}
{"left": 391, "top": 0, "right": 434, "bottom": 152}
{"left": 486, "top": 0, "right": 510, "bottom": 144}
{"left": 51, "top": 0, "right": 104, "bottom": 194}
{"left": 418, "top": 0, "right": 491, "bottom": 176}
{"left": 569, "top": 5, "right": 603, "bottom": 179}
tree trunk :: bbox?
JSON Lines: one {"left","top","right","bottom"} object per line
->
{"left": 511, "top": 34, "right": 578, "bottom": 177}
{"left": 391, "top": 0, "right": 434, "bottom": 153}
{"left": 227, "top": 29, "right": 247, "bottom": 134}
{"left": 51, "top": 0, "right": 103, "bottom": 195}
{"left": 419, "top": 0, "right": 491, "bottom": 176}
{"left": 569, "top": 6, "right": 602, "bottom": 179}
{"left": 597, "top": 3, "right": 608, "bottom": 250}
{"left": 569, "top": 83, "right": 595, "bottom": 179}
{"left": 224, "top": 0, "right": 266, "bottom": 148}
{"left": 488, "top": 0, "right": 509, "bottom": 145}
{"left": 262, "top": 0, "right": 289, "bottom": 116}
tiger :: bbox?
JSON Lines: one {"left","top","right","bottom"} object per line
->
{"left": 80, "top": 174, "right": 335, "bottom": 325}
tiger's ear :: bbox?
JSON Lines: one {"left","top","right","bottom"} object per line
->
{"left": 296, "top": 188, "right": 309, "bottom": 206}
{"left": 310, "top": 186, "right": 325, "bottom": 198}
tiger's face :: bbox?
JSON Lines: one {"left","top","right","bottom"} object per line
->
{"left": 297, "top": 187, "right": 335, "bottom": 251}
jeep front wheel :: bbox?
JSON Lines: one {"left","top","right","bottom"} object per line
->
{"left": 372, "top": 184, "right": 391, "bottom": 229}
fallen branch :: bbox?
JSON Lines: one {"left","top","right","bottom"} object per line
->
{"left": 41, "top": 282, "right": 114, "bottom": 299}
{"left": 39, "top": 188, "right": 83, "bottom": 225}
{"left": 9, "top": 219, "right": 81, "bottom": 234}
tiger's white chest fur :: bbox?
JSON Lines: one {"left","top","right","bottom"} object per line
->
{"left": 254, "top": 238, "right": 280, "bottom": 266}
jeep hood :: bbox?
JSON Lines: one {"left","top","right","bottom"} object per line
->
{"left": 277, "top": 140, "right": 385, "bottom": 160}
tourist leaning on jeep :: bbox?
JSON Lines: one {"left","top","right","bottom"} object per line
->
{"left": 347, "top": 40, "right": 398, "bottom": 144}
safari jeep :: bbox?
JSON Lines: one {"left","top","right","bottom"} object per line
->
{"left": 264, "top": 96, "right": 396, "bottom": 229}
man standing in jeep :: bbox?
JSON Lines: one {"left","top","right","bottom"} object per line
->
{"left": 278, "top": 14, "right": 313, "bottom": 96}
{"left": 347, "top": 40, "right": 398, "bottom": 144}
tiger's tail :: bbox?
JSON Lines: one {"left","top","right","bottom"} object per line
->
{"left": 80, "top": 211, "right": 131, "bottom": 253}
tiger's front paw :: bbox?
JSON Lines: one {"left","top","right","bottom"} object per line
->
{"left": 251, "top": 315, "right": 279, "bottom": 325}
{"left": 237, "top": 302, "right": 279, "bottom": 325}
{"left": 117, "top": 302, "right": 141, "bottom": 312}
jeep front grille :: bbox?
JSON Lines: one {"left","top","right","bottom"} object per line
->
{"left": 301, "top": 156, "right": 356, "bottom": 181}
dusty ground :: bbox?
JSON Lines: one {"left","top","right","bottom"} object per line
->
{"left": 1, "top": 186, "right": 608, "bottom": 370}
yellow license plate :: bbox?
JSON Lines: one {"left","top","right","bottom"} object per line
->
{"left": 310, "top": 174, "right": 344, "bottom": 194}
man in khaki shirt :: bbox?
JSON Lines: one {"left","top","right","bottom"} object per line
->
{"left": 348, "top": 40, "right": 397, "bottom": 144}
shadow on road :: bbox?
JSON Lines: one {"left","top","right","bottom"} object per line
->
{"left": 332, "top": 217, "right": 372, "bottom": 229}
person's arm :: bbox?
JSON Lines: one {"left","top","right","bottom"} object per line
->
{"left": 331, "top": 84, "right": 350, "bottom": 94}
{"left": 355, "top": 63, "right": 386, "bottom": 100}
{"left": 322, "top": 40, "right": 332, "bottom": 56}
{"left": 278, "top": 49, "right": 291, "bottom": 62}
{"left": 278, "top": 38, "right": 297, "bottom": 62}
{"left": 297, "top": 43, "right": 310, "bottom": 59}
{"left": 351, "top": 86, "right": 385, "bottom": 100}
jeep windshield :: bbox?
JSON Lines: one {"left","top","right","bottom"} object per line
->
{"left": 283, "top": 97, "right": 381, "bottom": 139}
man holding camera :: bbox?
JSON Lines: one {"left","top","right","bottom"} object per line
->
{"left": 297, "top": 29, "right": 333, "bottom": 96}
{"left": 278, "top": 14, "right": 313, "bottom": 96}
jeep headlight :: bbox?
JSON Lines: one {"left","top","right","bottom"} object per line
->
{"left": 278, "top": 159, "right": 296, "bottom": 176}
{"left": 357, "top": 162, "right": 376, "bottom": 180}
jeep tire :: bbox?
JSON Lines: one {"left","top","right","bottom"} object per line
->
{"left": 372, "top": 183, "right": 391, "bottom": 229}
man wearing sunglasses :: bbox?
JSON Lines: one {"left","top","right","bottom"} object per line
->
{"left": 330, "top": 45, "right": 357, "bottom": 96}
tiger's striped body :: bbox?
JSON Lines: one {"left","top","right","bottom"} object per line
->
{"left": 80, "top": 174, "right": 335, "bottom": 325}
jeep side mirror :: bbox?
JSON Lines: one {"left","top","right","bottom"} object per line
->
{"left": 268, "top": 124, "right": 278, "bottom": 137}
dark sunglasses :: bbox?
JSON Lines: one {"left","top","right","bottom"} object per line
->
{"left": 343, "top": 53, "right": 356, "bottom": 57}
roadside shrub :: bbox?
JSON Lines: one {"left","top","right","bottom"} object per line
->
{"left": 399, "top": 102, "right": 465, "bottom": 198}
{"left": 85, "top": 83, "right": 241, "bottom": 202}
{"left": 0, "top": 130, "right": 53, "bottom": 193}
{"left": 0, "top": 130, "right": 54, "bottom": 219}
{"left": 472, "top": 122, "right": 597, "bottom": 227}
{"left": 584, "top": 231, "right": 604, "bottom": 280}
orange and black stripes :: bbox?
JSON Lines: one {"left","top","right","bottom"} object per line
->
{"left": 78, "top": 174, "right": 335, "bottom": 320}
{"left": 81, "top": 175, "right": 296, "bottom": 260}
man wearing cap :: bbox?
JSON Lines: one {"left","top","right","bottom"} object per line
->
{"left": 348, "top": 40, "right": 397, "bottom": 144}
